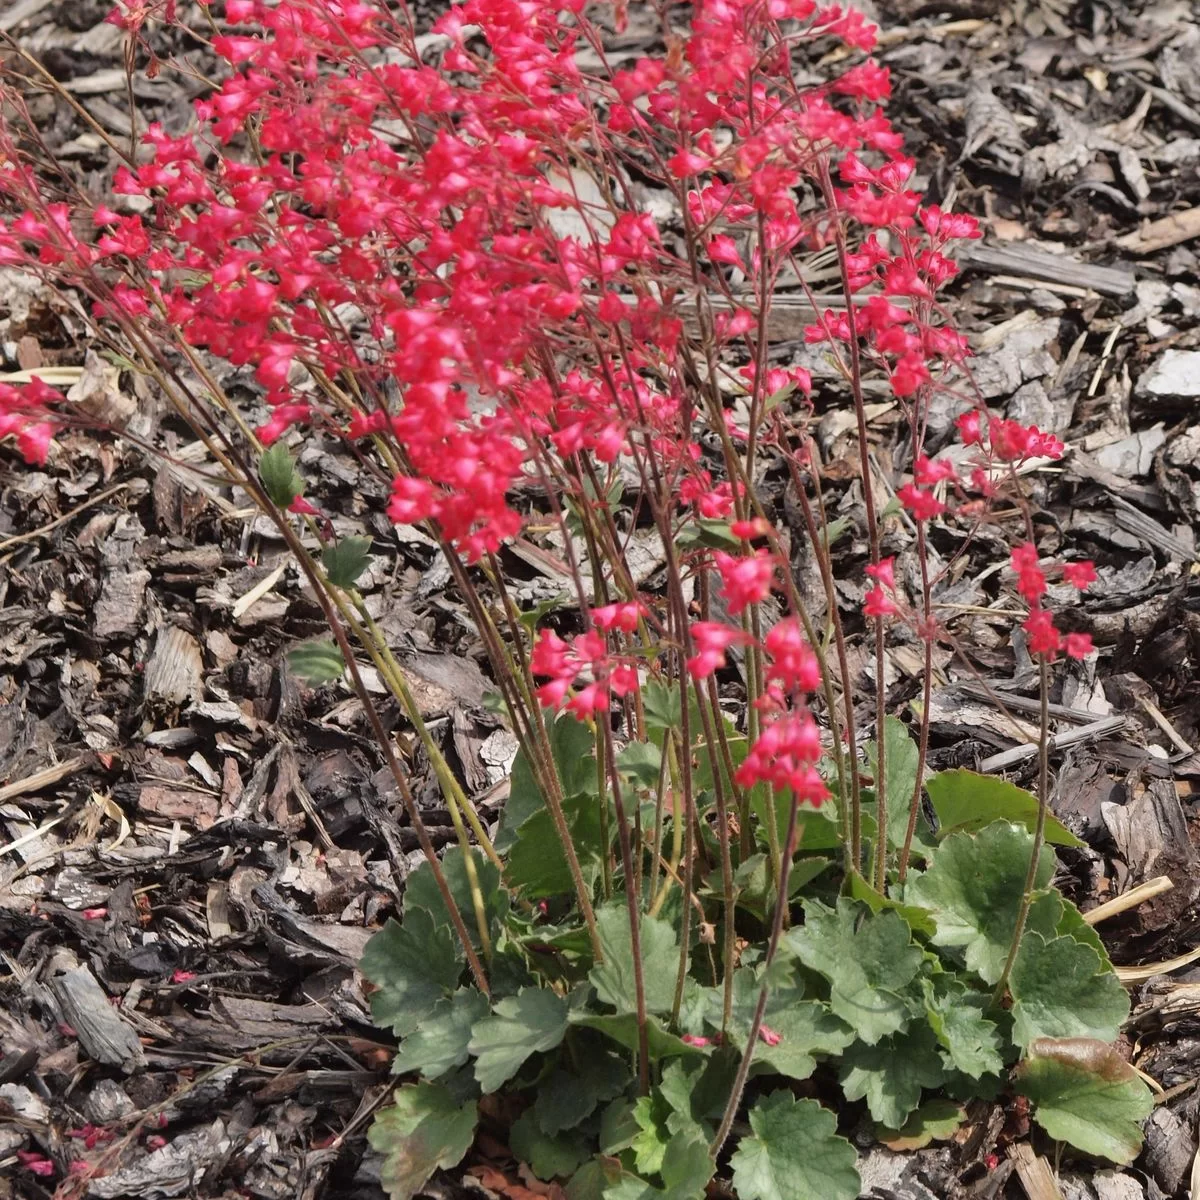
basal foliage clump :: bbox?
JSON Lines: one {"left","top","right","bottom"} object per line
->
{"left": 0, "top": 0, "right": 1147, "bottom": 1194}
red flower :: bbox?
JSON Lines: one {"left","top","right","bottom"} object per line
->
{"left": 956, "top": 410, "right": 984, "bottom": 446}
{"left": 863, "top": 586, "right": 896, "bottom": 618}
{"left": 706, "top": 235, "right": 743, "bottom": 267}
{"left": 735, "top": 712, "right": 827, "bottom": 804}
{"left": 1062, "top": 561, "right": 1097, "bottom": 589}
{"left": 914, "top": 455, "right": 957, "bottom": 485}
{"left": 897, "top": 485, "right": 945, "bottom": 521}
{"left": 730, "top": 517, "right": 771, "bottom": 540}
{"left": 591, "top": 602, "right": 643, "bottom": 634}
{"left": 1063, "top": 632, "right": 1094, "bottom": 660}
{"left": 17, "top": 1151, "right": 55, "bottom": 1177}
{"left": 714, "top": 550, "right": 776, "bottom": 615}
{"left": 1022, "top": 610, "right": 1061, "bottom": 658}
{"left": 764, "top": 619, "right": 822, "bottom": 693}
{"left": 687, "top": 621, "right": 748, "bottom": 680}
{"left": 866, "top": 557, "right": 896, "bottom": 589}
{"left": 1011, "top": 546, "right": 1046, "bottom": 603}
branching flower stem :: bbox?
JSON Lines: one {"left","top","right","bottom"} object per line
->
{"left": 817, "top": 163, "right": 889, "bottom": 889}
{"left": 710, "top": 797, "right": 804, "bottom": 1159}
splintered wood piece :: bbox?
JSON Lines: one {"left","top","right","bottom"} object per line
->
{"left": 1007, "top": 1143, "right": 1063, "bottom": 1200}
{"left": 0, "top": 756, "right": 92, "bottom": 804}
{"left": 51, "top": 965, "right": 146, "bottom": 1072}
{"left": 142, "top": 626, "right": 205, "bottom": 712}
{"left": 1117, "top": 205, "right": 1200, "bottom": 254}
{"left": 957, "top": 242, "right": 1135, "bottom": 296}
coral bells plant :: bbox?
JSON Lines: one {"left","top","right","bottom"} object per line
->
{"left": 0, "top": 0, "right": 1148, "bottom": 1195}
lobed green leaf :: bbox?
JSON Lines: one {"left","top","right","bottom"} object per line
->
{"left": 838, "top": 1024, "right": 946, "bottom": 1129}
{"left": 322, "top": 534, "right": 374, "bottom": 589}
{"left": 1010, "top": 932, "right": 1129, "bottom": 1048}
{"left": 391, "top": 988, "right": 489, "bottom": 1080}
{"left": 906, "top": 820, "right": 1057, "bottom": 985}
{"left": 368, "top": 1083, "right": 477, "bottom": 1200}
{"left": 730, "top": 1091, "right": 859, "bottom": 1200}
{"left": 786, "top": 898, "right": 923, "bottom": 1045}
{"left": 1015, "top": 1038, "right": 1153, "bottom": 1164}
{"left": 590, "top": 903, "right": 678, "bottom": 1016}
{"left": 287, "top": 639, "right": 346, "bottom": 685}
{"left": 361, "top": 908, "right": 464, "bottom": 1038}
{"left": 259, "top": 441, "right": 303, "bottom": 508}
{"left": 925, "top": 770, "right": 1085, "bottom": 847}
{"left": 468, "top": 987, "right": 569, "bottom": 1093}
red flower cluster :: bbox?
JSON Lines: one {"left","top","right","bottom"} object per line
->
{"left": 686, "top": 622, "right": 749, "bottom": 681}
{"left": 0, "top": 0, "right": 1103, "bottom": 827}
{"left": 0, "top": 378, "right": 60, "bottom": 465}
{"left": 530, "top": 610, "right": 643, "bottom": 719}
{"left": 1011, "top": 545, "right": 1095, "bottom": 660}
{"left": 0, "top": 0, "right": 981, "bottom": 567}
{"left": 714, "top": 551, "right": 777, "bottom": 615}
{"left": 735, "top": 711, "right": 828, "bottom": 806}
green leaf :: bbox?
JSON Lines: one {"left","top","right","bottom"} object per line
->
{"left": 921, "top": 977, "right": 1004, "bottom": 1079}
{"left": 392, "top": 988, "right": 489, "bottom": 1080}
{"left": 876, "top": 1099, "right": 966, "bottom": 1151}
{"left": 657, "top": 1056, "right": 731, "bottom": 1128}
{"left": 726, "top": 967, "right": 853, "bottom": 1082}
{"left": 600, "top": 1096, "right": 641, "bottom": 1155}
{"left": 617, "top": 741, "right": 663, "bottom": 789}
{"left": 674, "top": 518, "right": 743, "bottom": 552}
{"left": 906, "top": 821, "right": 1057, "bottom": 985}
{"left": 590, "top": 903, "right": 678, "bottom": 1016}
{"left": 660, "top": 1136, "right": 715, "bottom": 1200}
{"left": 404, "top": 848, "right": 507, "bottom": 954}
{"left": 1056, "top": 896, "right": 1112, "bottom": 966}
{"left": 926, "top": 770, "right": 1085, "bottom": 848}
{"left": 259, "top": 441, "right": 303, "bottom": 508}
{"left": 631, "top": 1093, "right": 674, "bottom": 1175}
{"left": 507, "top": 791, "right": 607, "bottom": 899}
{"left": 368, "top": 1082, "right": 477, "bottom": 1200}
{"left": 786, "top": 898, "right": 923, "bottom": 1045}
{"left": 752, "top": 1003, "right": 855, "bottom": 1082}
{"left": 468, "top": 988, "right": 569, "bottom": 1093}
{"left": 498, "top": 716, "right": 596, "bottom": 852}
{"left": 322, "top": 535, "right": 374, "bottom": 590}
{"left": 570, "top": 1012, "right": 708, "bottom": 1062}
{"left": 763, "top": 380, "right": 797, "bottom": 414}
{"left": 838, "top": 1024, "right": 946, "bottom": 1129}
{"left": 532, "top": 1052, "right": 631, "bottom": 1137}
{"left": 1010, "top": 932, "right": 1129, "bottom": 1048}
{"left": 641, "top": 680, "right": 681, "bottom": 735}
{"left": 509, "top": 1110, "right": 591, "bottom": 1181}
{"left": 518, "top": 593, "right": 570, "bottom": 634}
{"left": 1015, "top": 1039, "right": 1153, "bottom": 1164}
{"left": 816, "top": 515, "right": 852, "bottom": 549}
{"left": 731, "top": 854, "right": 831, "bottom": 922}
{"left": 568, "top": 1159, "right": 624, "bottom": 1200}
{"left": 730, "top": 1092, "right": 859, "bottom": 1200}
{"left": 867, "top": 716, "right": 931, "bottom": 857}
{"left": 361, "top": 909, "right": 464, "bottom": 1038}
{"left": 288, "top": 640, "right": 347, "bottom": 685}
{"left": 604, "top": 1133, "right": 714, "bottom": 1200}
{"left": 848, "top": 870, "right": 937, "bottom": 938}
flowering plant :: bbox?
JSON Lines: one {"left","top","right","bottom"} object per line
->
{"left": 0, "top": 0, "right": 1147, "bottom": 1193}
